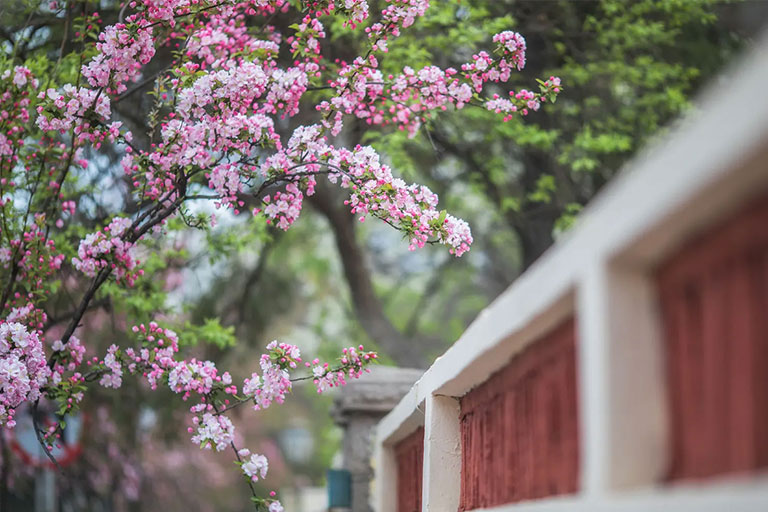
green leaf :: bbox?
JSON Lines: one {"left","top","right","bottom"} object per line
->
{"left": 178, "top": 318, "right": 237, "bottom": 349}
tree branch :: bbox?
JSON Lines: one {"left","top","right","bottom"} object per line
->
{"left": 308, "top": 182, "right": 439, "bottom": 368}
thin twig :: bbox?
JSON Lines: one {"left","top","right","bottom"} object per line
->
{"left": 32, "top": 401, "right": 63, "bottom": 472}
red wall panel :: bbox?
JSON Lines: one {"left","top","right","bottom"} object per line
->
{"left": 458, "top": 318, "right": 579, "bottom": 510}
{"left": 395, "top": 426, "right": 424, "bottom": 512}
{"left": 658, "top": 192, "right": 768, "bottom": 481}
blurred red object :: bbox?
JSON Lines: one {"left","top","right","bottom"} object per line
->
{"left": 395, "top": 426, "right": 424, "bottom": 512}
{"left": 658, "top": 192, "right": 768, "bottom": 481}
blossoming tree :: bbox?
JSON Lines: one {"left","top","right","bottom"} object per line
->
{"left": 0, "top": 0, "right": 560, "bottom": 508}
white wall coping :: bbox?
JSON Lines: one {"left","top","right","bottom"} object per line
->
{"left": 375, "top": 31, "right": 768, "bottom": 450}
{"left": 460, "top": 474, "right": 768, "bottom": 512}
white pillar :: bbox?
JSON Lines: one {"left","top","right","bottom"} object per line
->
{"left": 578, "top": 262, "right": 669, "bottom": 495}
{"left": 604, "top": 263, "right": 669, "bottom": 488}
{"left": 578, "top": 264, "right": 611, "bottom": 496}
{"left": 372, "top": 441, "right": 398, "bottom": 512}
{"left": 421, "top": 394, "right": 461, "bottom": 512}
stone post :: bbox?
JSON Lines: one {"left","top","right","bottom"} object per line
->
{"left": 331, "top": 366, "right": 423, "bottom": 512}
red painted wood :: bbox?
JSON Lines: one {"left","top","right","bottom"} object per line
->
{"left": 395, "top": 426, "right": 424, "bottom": 512}
{"left": 657, "top": 191, "right": 768, "bottom": 481}
{"left": 458, "top": 318, "right": 579, "bottom": 510}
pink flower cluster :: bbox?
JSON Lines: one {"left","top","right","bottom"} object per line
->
{"left": 368, "top": 0, "right": 430, "bottom": 47}
{"left": 99, "top": 344, "right": 124, "bottom": 389}
{"left": 175, "top": 61, "right": 270, "bottom": 118}
{"left": 85, "top": 7, "right": 546, "bottom": 266}
{"left": 245, "top": 0, "right": 290, "bottom": 16}
{"left": 153, "top": 110, "right": 275, "bottom": 172}
{"left": 117, "top": 324, "right": 233, "bottom": 398}
{"left": 168, "top": 359, "right": 233, "bottom": 398}
{"left": 238, "top": 448, "right": 269, "bottom": 481}
{"left": 308, "top": 344, "right": 377, "bottom": 393}
{"left": 93, "top": 329, "right": 377, "bottom": 476}
{"left": 191, "top": 410, "right": 235, "bottom": 451}
{"left": 319, "top": 56, "right": 385, "bottom": 135}
{"left": 0, "top": 225, "right": 66, "bottom": 298}
{"left": 259, "top": 130, "right": 474, "bottom": 255}
{"left": 93, "top": 323, "right": 237, "bottom": 451}
{"left": 492, "top": 30, "right": 527, "bottom": 71}
{"left": 186, "top": 13, "right": 280, "bottom": 69}
{"left": 544, "top": 75, "right": 562, "bottom": 92}
{"left": 122, "top": 322, "right": 182, "bottom": 389}
{"left": 0, "top": 323, "right": 51, "bottom": 428}
{"left": 6, "top": 304, "right": 44, "bottom": 326}
{"left": 72, "top": 217, "right": 142, "bottom": 285}
{"left": 51, "top": 335, "right": 86, "bottom": 375}
{"left": 485, "top": 75, "right": 563, "bottom": 121}
{"left": 316, "top": 29, "right": 558, "bottom": 138}
{"left": 36, "top": 85, "right": 111, "bottom": 131}
{"left": 461, "top": 31, "right": 526, "bottom": 92}
{"left": 139, "top": 0, "right": 193, "bottom": 27}
{"left": 5, "top": 66, "right": 36, "bottom": 88}
{"left": 261, "top": 185, "right": 304, "bottom": 230}
{"left": 289, "top": 16, "right": 325, "bottom": 59}
{"left": 35, "top": 84, "right": 126, "bottom": 148}
{"left": 126, "top": 55, "right": 311, "bottom": 208}
{"left": 0, "top": 0, "right": 564, "bottom": 504}
{"left": 82, "top": 23, "right": 155, "bottom": 94}
{"left": 43, "top": 333, "right": 87, "bottom": 415}
{"left": 0, "top": 67, "right": 35, "bottom": 157}
{"left": 111, "top": 324, "right": 241, "bottom": 448}
{"left": 263, "top": 64, "right": 315, "bottom": 118}
{"left": 385, "top": 63, "right": 473, "bottom": 134}
{"left": 242, "top": 341, "right": 298, "bottom": 410}
{"left": 306, "top": 0, "right": 369, "bottom": 27}
{"left": 341, "top": 0, "right": 370, "bottom": 27}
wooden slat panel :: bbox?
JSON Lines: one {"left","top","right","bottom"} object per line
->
{"left": 395, "top": 427, "right": 424, "bottom": 512}
{"left": 657, "top": 191, "right": 768, "bottom": 481}
{"left": 458, "top": 318, "right": 579, "bottom": 510}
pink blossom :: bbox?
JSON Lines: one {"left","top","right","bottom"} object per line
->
{"left": 81, "top": 23, "right": 156, "bottom": 93}
{"left": 99, "top": 344, "right": 123, "bottom": 389}
{"left": 0, "top": 0, "right": 562, "bottom": 502}
{"left": 239, "top": 449, "right": 269, "bottom": 481}
{"left": 191, "top": 412, "right": 235, "bottom": 451}
{"left": 72, "top": 217, "right": 142, "bottom": 285}
{"left": 0, "top": 322, "right": 51, "bottom": 428}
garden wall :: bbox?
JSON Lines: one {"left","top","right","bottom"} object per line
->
{"left": 372, "top": 33, "right": 768, "bottom": 512}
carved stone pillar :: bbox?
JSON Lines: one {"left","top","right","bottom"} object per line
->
{"left": 331, "top": 367, "right": 423, "bottom": 512}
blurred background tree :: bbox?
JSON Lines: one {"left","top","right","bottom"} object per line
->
{"left": 1, "top": 0, "right": 765, "bottom": 510}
